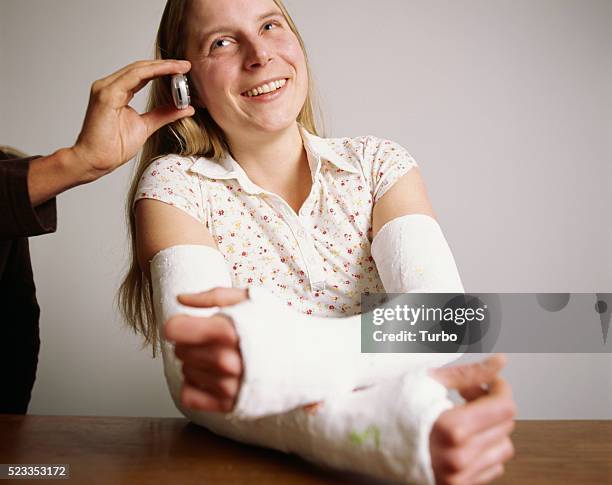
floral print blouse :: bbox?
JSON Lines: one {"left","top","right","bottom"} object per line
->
{"left": 135, "top": 125, "right": 418, "bottom": 317}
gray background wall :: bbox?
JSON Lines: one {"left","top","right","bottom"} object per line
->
{"left": 0, "top": 0, "right": 610, "bottom": 419}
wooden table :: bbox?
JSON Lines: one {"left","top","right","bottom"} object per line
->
{"left": 0, "top": 416, "right": 610, "bottom": 484}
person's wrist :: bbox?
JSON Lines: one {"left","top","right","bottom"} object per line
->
{"left": 59, "top": 145, "right": 105, "bottom": 185}
{"left": 27, "top": 147, "right": 98, "bottom": 206}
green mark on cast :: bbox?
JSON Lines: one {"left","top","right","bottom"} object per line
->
{"left": 348, "top": 425, "right": 381, "bottom": 450}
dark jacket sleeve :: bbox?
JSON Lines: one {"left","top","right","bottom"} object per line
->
{"left": 0, "top": 155, "right": 57, "bottom": 239}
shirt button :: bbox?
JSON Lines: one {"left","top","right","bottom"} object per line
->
{"left": 297, "top": 228, "right": 305, "bottom": 238}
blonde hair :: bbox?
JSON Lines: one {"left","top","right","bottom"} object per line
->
{"left": 118, "top": 0, "right": 322, "bottom": 355}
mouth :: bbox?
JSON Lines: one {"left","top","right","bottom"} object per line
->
{"left": 240, "top": 77, "right": 289, "bottom": 99}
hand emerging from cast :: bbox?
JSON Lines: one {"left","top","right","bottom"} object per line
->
{"left": 164, "top": 288, "right": 247, "bottom": 412}
{"left": 428, "top": 354, "right": 516, "bottom": 484}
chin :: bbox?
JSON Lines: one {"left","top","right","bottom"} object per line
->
{"left": 249, "top": 114, "right": 299, "bottom": 134}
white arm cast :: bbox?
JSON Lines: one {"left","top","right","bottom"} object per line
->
{"left": 150, "top": 214, "right": 464, "bottom": 484}
{"left": 371, "top": 214, "right": 465, "bottom": 293}
{"left": 150, "top": 245, "right": 451, "bottom": 484}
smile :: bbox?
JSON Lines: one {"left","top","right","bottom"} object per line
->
{"left": 241, "top": 78, "right": 288, "bottom": 98}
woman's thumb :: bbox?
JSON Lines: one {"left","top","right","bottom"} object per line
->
{"left": 429, "top": 353, "right": 507, "bottom": 401}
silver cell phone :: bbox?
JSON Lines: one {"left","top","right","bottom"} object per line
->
{"left": 171, "top": 73, "right": 191, "bottom": 110}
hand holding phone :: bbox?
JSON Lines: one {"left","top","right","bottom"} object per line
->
{"left": 171, "top": 73, "right": 191, "bottom": 110}
{"left": 70, "top": 60, "right": 193, "bottom": 183}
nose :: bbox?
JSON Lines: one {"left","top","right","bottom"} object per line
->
{"left": 244, "top": 37, "right": 273, "bottom": 70}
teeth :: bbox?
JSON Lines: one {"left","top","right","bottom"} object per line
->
{"left": 245, "top": 79, "right": 287, "bottom": 97}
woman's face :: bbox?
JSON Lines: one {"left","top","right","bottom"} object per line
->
{"left": 184, "top": 0, "right": 309, "bottom": 140}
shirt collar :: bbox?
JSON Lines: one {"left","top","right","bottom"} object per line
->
{"left": 298, "top": 125, "right": 360, "bottom": 176}
{"left": 188, "top": 124, "right": 360, "bottom": 192}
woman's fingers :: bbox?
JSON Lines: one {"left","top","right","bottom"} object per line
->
{"left": 182, "top": 364, "right": 241, "bottom": 401}
{"left": 432, "top": 379, "right": 515, "bottom": 451}
{"left": 174, "top": 338, "right": 243, "bottom": 412}
{"left": 178, "top": 287, "right": 249, "bottom": 308}
{"left": 175, "top": 343, "right": 243, "bottom": 376}
{"left": 439, "top": 379, "right": 515, "bottom": 446}
{"left": 436, "top": 419, "right": 514, "bottom": 474}
{"left": 468, "top": 436, "right": 514, "bottom": 481}
{"left": 448, "top": 437, "right": 513, "bottom": 485}
{"left": 180, "top": 382, "right": 233, "bottom": 413}
{"left": 168, "top": 310, "right": 243, "bottom": 413}
{"left": 430, "top": 354, "right": 507, "bottom": 401}
{"left": 431, "top": 371, "right": 516, "bottom": 484}
{"left": 457, "top": 377, "right": 515, "bottom": 435}
{"left": 164, "top": 313, "right": 238, "bottom": 345}
{"left": 467, "top": 463, "right": 505, "bottom": 485}
{"left": 467, "top": 418, "right": 515, "bottom": 457}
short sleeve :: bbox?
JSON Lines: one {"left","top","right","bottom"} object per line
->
{"left": 134, "top": 155, "right": 205, "bottom": 223}
{"left": 364, "top": 137, "right": 419, "bottom": 205}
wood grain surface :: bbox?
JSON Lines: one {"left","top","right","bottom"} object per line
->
{"left": 0, "top": 416, "right": 610, "bottom": 484}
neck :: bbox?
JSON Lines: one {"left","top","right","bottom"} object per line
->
{"left": 225, "top": 123, "right": 308, "bottom": 191}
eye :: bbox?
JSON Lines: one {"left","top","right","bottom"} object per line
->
{"left": 211, "top": 38, "right": 232, "bottom": 50}
{"left": 263, "top": 21, "right": 277, "bottom": 31}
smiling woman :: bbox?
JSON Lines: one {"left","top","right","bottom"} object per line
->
{"left": 120, "top": 0, "right": 321, "bottom": 352}
{"left": 182, "top": 0, "right": 312, "bottom": 154}
{"left": 117, "top": 1, "right": 515, "bottom": 484}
